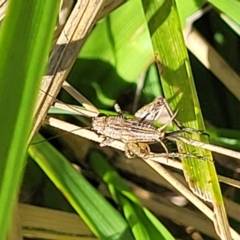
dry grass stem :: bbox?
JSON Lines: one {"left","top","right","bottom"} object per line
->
{"left": 19, "top": 203, "right": 95, "bottom": 240}
{"left": 53, "top": 102, "right": 98, "bottom": 118}
{"left": 0, "top": 0, "right": 7, "bottom": 22}
{"left": 169, "top": 135, "right": 240, "bottom": 160}
{"left": 31, "top": 0, "right": 105, "bottom": 140}
{"left": 185, "top": 27, "right": 240, "bottom": 101}
{"left": 62, "top": 81, "right": 99, "bottom": 113}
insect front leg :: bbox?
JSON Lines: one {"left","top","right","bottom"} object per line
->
{"left": 99, "top": 137, "right": 114, "bottom": 147}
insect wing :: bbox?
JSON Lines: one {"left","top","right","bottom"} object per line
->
{"left": 134, "top": 97, "right": 165, "bottom": 122}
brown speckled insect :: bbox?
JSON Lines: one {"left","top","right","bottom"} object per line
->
{"left": 92, "top": 97, "right": 204, "bottom": 159}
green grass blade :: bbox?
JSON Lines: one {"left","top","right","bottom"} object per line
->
{"left": 141, "top": 0, "right": 212, "bottom": 201}
{"left": 140, "top": 0, "right": 231, "bottom": 238}
{"left": 90, "top": 151, "right": 175, "bottom": 240}
{"left": 0, "top": 0, "right": 60, "bottom": 238}
{"left": 176, "top": 0, "right": 206, "bottom": 27}
{"left": 208, "top": 128, "right": 240, "bottom": 150}
{"left": 69, "top": 0, "right": 153, "bottom": 108}
{"left": 29, "top": 134, "right": 133, "bottom": 240}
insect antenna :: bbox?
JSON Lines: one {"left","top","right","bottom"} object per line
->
{"left": 30, "top": 118, "right": 92, "bottom": 145}
{"left": 32, "top": 89, "right": 97, "bottom": 145}
{"left": 31, "top": 127, "right": 80, "bottom": 145}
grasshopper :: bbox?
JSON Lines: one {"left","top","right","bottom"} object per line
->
{"left": 36, "top": 90, "right": 205, "bottom": 159}
{"left": 92, "top": 97, "right": 205, "bottom": 159}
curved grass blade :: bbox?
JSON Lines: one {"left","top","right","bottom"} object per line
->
{"left": 29, "top": 133, "right": 134, "bottom": 240}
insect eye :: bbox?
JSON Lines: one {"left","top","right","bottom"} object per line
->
{"left": 156, "top": 98, "right": 164, "bottom": 106}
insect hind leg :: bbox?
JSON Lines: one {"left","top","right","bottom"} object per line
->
{"left": 154, "top": 138, "right": 206, "bottom": 161}
{"left": 165, "top": 128, "right": 209, "bottom": 138}
{"left": 161, "top": 98, "right": 208, "bottom": 136}
{"left": 154, "top": 152, "right": 207, "bottom": 161}
{"left": 155, "top": 138, "right": 170, "bottom": 160}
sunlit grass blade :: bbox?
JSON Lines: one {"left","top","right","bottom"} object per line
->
{"left": 0, "top": 0, "right": 60, "bottom": 237}
{"left": 140, "top": 0, "right": 232, "bottom": 238}
{"left": 140, "top": 0, "right": 212, "bottom": 203}
{"left": 90, "top": 151, "right": 175, "bottom": 240}
{"left": 29, "top": 133, "right": 133, "bottom": 240}
{"left": 175, "top": 0, "right": 206, "bottom": 27}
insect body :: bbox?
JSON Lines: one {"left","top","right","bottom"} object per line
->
{"left": 92, "top": 97, "right": 195, "bottom": 159}
{"left": 92, "top": 115, "right": 163, "bottom": 143}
